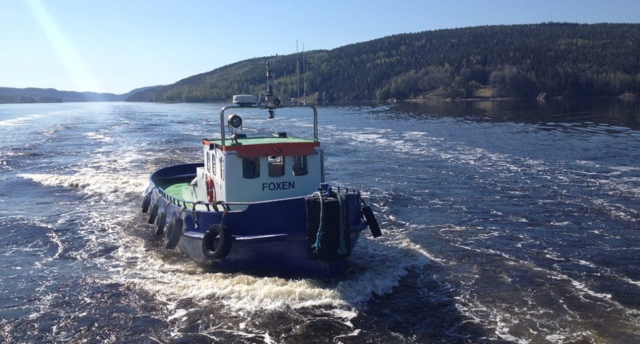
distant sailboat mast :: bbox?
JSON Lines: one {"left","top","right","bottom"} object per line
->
{"left": 302, "top": 43, "right": 306, "bottom": 100}
{"left": 296, "top": 40, "right": 300, "bottom": 101}
{"left": 295, "top": 40, "right": 307, "bottom": 104}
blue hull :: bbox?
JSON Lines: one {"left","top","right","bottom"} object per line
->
{"left": 144, "top": 163, "right": 371, "bottom": 277}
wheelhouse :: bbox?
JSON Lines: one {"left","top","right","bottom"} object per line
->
{"left": 190, "top": 98, "right": 325, "bottom": 205}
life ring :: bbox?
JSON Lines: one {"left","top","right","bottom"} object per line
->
{"left": 202, "top": 224, "right": 232, "bottom": 259}
{"left": 164, "top": 217, "right": 183, "bottom": 249}
{"left": 142, "top": 195, "right": 151, "bottom": 213}
{"left": 155, "top": 212, "right": 166, "bottom": 236}
{"left": 205, "top": 175, "right": 216, "bottom": 203}
{"left": 362, "top": 205, "right": 382, "bottom": 238}
{"left": 148, "top": 203, "right": 159, "bottom": 224}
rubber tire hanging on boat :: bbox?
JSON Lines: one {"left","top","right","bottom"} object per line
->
{"left": 155, "top": 212, "right": 166, "bottom": 236}
{"left": 141, "top": 196, "right": 151, "bottom": 213}
{"left": 362, "top": 206, "right": 382, "bottom": 238}
{"left": 202, "top": 224, "right": 232, "bottom": 260}
{"left": 164, "top": 217, "right": 183, "bottom": 249}
{"left": 148, "top": 203, "right": 159, "bottom": 224}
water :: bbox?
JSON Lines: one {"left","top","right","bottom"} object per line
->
{"left": 1, "top": 99, "right": 639, "bottom": 343}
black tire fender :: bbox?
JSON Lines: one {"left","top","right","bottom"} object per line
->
{"left": 148, "top": 203, "right": 159, "bottom": 224}
{"left": 202, "top": 224, "right": 232, "bottom": 260}
{"left": 164, "top": 217, "right": 183, "bottom": 249}
{"left": 362, "top": 205, "right": 382, "bottom": 238}
{"left": 155, "top": 212, "right": 166, "bottom": 236}
{"left": 142, "top": 195, "right": 151, "bottom": 213}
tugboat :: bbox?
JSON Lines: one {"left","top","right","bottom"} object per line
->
{"left": 141, "top": 63, "right": 381, "bottom": 276}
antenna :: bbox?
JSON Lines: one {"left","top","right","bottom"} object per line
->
{"left": 266, "top": 61, "right": 273, "bottom": 98}
{"left": 303, "top": 43, "right": 306, "bottom": 99}
{"left": 263, "top": 61, "right": 280, "bottom": 118}
{"left": 296, "top": 40, "right": 300, "bottom": 100}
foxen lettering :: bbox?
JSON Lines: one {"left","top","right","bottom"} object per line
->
{"left": 262, "top": 181, "right": 295, "bottom": 191}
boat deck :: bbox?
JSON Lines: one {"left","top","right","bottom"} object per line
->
{"left": 164, "top": 182, "right": 191, "bottom": 201}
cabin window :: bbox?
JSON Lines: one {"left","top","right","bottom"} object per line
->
{"left": 207, "top": 151, "right": 216, "bottom": 175}
{"left": 219, "top": 156, "right": 224, "bottom": 180}
{"left": 242, "top": 157, "right": 260, "bottom": 179}
{"left": 268, "top": 156, "right": 285, "bottom": 177}
{"left": 292, "top": 155, "right": 308, "bottom": 176}
{"left": 211, "top": 152, "right": 217, "bottom": 175}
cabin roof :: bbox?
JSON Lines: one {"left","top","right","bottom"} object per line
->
{"left": 202, "top": 136, "right": 320, "bottom": 158}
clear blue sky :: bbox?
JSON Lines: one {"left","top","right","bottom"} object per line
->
{"left": 2, "top": 0, "right": 639, "bottom": 94}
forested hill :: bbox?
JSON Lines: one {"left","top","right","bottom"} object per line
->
{"left": 0, "top": 87, "right": 138, "bottom": 103}
{"left": 127, "top": 23, "right": 640, "bottom": 102}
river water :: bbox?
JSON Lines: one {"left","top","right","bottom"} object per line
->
{"left": 1, "top": 99, "right": 639, "bottom": 343}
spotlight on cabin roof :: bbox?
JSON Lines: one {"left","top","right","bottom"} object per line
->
{"left": 227, "top": 114, "right": 242, "bottom": 129}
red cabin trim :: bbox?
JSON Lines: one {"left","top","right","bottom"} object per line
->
{"left": 203, "top": 140, "right": 320, "bottom": 158}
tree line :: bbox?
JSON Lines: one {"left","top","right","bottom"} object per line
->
{"left": 127, "top": 23, "right": 640, "bottom": 103}
{"left": 0, "top": 87, "right": 129, "bottom": 103}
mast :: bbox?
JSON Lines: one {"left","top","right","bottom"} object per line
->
{"left": 296, "top": 40, "right": 300, "bottom": 100}
{"left": 264, "top": 62, "right": 279, "bottom": 118}
{"left": 303, "top": 43, "right": 306, "bottom": 99}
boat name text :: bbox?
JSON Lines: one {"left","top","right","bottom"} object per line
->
{"left": 262, "top": 181, "right": 295, "bottom": 191}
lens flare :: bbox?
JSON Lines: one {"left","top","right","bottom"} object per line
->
{"left": 25, "top": 0, "right": 100, "bottom": 92}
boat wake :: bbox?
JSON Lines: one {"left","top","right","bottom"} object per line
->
{"left": 18, "top": 166, "right": 433, "bottom": 325}
{"left": 19, "top": 172, "right": 148, "bottom": 200}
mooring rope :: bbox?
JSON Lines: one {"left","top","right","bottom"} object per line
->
{"left": 311, "top": 191, "right": 324, "bottom": 254}
{"left": 336, "top": 192, "right": 348, "bottom": 255}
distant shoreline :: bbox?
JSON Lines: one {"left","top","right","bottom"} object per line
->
{"left": 400, "top": 92, "right": 639, "bottom": 103}
{"left": 1, "top": 92, "right": 637, "bottom": 105}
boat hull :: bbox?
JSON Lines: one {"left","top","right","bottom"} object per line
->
{"left": 143, "top": 164, "right": 370, "bottom": 277}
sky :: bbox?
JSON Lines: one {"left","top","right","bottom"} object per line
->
{"left": 2, "top": 0, "right": 639, "bottom": 94}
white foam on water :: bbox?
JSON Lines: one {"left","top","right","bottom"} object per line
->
{"left": 570, "top": 280, "right": 612, "bottom": 301}
{"left": 449, "top": 239, "right": 640, "bottom": 343}
{"left": 20, "top": 165, "right": 435, "bottom": 322}
{"left": 104, "top": 229, "right": 433, "bottom": 317}
{"left": 321, "top": 308, "right": 358, "bottom": 327}
{"left": 18, "top": 172, "right": 148, "bottom": 201}
{"left": 83, "top": 131, "right": 113, "bottom": 143}
{"left": 575, "top": 260, "right": 597, "bottom": 268}
{"left": 0, "top": 113, "right": 47, "bottom": 127}
{"left": 44, "top": 230, "right": 64, "bottom": 261}
{"left": 622, "top": 277, "right": 640, "bottom": 288}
